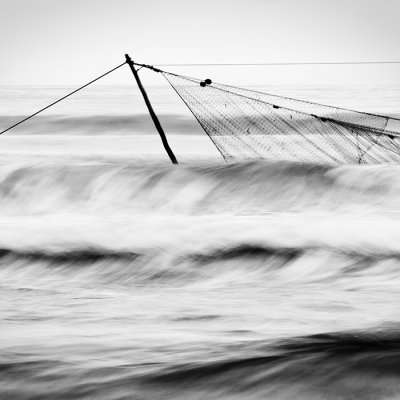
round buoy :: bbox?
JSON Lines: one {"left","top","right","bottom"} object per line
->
{"left": 200, "top": 81, "right": 206, "bottom": 87}
{"left": 205, "top": 79, "right": 212, "bottom": 85}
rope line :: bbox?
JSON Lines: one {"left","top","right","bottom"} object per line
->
{"left": 0, "top": 62, "right": 127, "bottom": 136}
{"left": 152, "top": 61, "right": 400, "bottom": 67}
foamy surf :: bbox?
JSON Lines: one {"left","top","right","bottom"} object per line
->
{"left": 0, "top": 157, "right": 399, "bottom": 215}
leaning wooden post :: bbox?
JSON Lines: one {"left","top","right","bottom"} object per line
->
{"left": 125, "top": 54, "right": 178, "bottom": 164}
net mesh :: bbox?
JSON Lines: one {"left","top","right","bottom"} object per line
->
{"left": 162, "top": 71, "right": 400, "bottom": 164}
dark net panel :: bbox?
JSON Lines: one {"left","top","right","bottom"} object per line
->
{"left": 163, "top": 72, "right": 400, "bottom": 164}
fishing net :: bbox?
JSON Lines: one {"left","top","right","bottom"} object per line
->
{"left": 162, "top": 71, "right": 400, "bottom": 164}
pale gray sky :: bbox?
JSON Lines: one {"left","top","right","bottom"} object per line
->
{"left": 0, "top": 0, "right": 399, "bottom": 85}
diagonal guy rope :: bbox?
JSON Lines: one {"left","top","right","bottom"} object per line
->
{"left": 0, "top": 62, "right": 127, "bottom": 136}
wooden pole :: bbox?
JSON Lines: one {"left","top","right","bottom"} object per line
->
{"left": 125, "top": 54, "right": 178, "bottom": 164}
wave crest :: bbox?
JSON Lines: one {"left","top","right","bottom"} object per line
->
{"left": 0, "top": 160, "right": 400, "bottom": 215}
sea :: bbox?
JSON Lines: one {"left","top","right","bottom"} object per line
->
{"left": 1, "top": 83, "right": 400, "bottom": 399}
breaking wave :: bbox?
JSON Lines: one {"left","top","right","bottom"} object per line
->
{"left": 1, "top": 159, "right": 400, "bottom": 214}
{"left": 1, "top": 240, "right": 400, "bottom": 288}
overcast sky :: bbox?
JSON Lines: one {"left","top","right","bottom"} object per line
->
{"left": 0, "top": 0, "right": 399, "bottom": 86}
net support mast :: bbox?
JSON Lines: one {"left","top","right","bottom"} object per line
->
{"left": 125, "top": 54, "right": 178, "bottom": 164}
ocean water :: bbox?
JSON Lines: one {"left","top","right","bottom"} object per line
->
{"left": 1, "top": 84, "right": 400, "bottom": 399}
